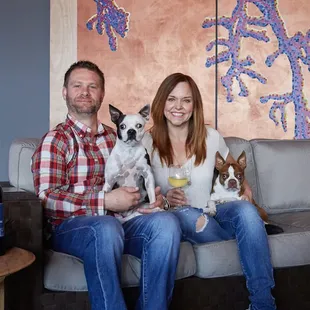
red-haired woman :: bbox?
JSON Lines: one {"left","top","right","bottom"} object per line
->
{"left": 142, "top": 73, "right": 276, "bottom": 310}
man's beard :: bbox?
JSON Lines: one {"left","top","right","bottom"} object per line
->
{"left": 66, "top": 96, "right": 101, "bottom": 115}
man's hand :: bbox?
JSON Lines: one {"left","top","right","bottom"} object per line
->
{"left": 104, "top": 187, "right": 141, "bottom": 212}
{"left": 166, "top": 188, "right": 187, "bottom": 207}
{"left": 137, "top": 186, "right": 164, "bottom": 214}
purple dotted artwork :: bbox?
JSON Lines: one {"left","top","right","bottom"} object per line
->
{"left": 86, "top": 0, "right": 130, "bottom": 51}
{"left": 203, "top": 0, "right": 310, "bottom": 139}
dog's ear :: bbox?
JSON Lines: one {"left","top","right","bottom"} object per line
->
{"left": 138, "top": 104, "right": 150, "bottom": 121}
{"left": 215, "top": 151, "right": 225, "bottom": 171}
{"left": 109, "top": 104, "right": 123, "bottom": 124}
{"left": 237, "top": 151, "right": 247, "bottom": 169}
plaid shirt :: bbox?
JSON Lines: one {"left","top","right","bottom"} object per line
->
{"left": 32, "top": 114, "right": 116, "bottom": 227}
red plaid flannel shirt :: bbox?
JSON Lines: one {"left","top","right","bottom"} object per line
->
{"left": 32, "top": 114, "right": 116, "bottom": 227}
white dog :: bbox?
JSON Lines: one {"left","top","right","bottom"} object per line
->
{"left": 103, "top": 104, "right": 161, "bottom": 223}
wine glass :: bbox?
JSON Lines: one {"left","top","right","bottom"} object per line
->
{"left": 168, "top": 165, "right": 191, "bottom": 205}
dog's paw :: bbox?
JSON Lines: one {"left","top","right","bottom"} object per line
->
{"left": 204, "top": 200, "right": 217, "bottom": 216}
{"left": 208, "top": 208, "right": 217, "bottom": 217}
{"left": 147, "top": 191, "right": 156, "bottom": 204}
{"left": 103, "top": 183, "right": 111, "bottom": 192}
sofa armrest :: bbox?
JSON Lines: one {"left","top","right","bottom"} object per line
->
{"left": 1, "top": 182, "right": 44, "bottom": 310}
{"left": 2, "top": 184, "right": 43, "bottom": 254}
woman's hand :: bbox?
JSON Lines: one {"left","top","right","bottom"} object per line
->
{"left": 166, "top": 188, "right": 187, "bottom": 207}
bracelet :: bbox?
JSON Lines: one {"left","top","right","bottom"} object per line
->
{"left": 162, "top": 195, "right": 171, "bottom": 211}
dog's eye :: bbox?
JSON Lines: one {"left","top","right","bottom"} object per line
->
{"left": 222, "top": 174, "right": 228, "bottom": 179}
{"left": 136, "top": 123, "right": 142, "bottom": 129}
{"left": 236, "top": 174, "right": 242, "bottom": 179}
{"left": 120, "top": 124, "right": 126, "bottom": 130}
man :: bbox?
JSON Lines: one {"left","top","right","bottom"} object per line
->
{"left": 32, "top": 60, "right": 181, "bottom": 310}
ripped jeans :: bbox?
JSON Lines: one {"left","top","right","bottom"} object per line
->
{"left": 171, "top": 200, "right": 276, "bottom": 310}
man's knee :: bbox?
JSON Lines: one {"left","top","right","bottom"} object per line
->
{"left": 92, "top": 215, "right": 124, "bottom": 240}
{"left": 149, "top": 212, "right": 181, "bottom": 237}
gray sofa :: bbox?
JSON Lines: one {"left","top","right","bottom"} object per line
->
{"left": 3, "top": 136, "right": 310, "bottom": 310}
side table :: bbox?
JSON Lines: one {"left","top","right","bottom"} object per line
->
{"left": 0, "top": 247, "right": 35, "bottom": 310}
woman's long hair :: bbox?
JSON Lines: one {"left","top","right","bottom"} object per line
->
{"left": 151, "top": 73, "right": 207, "bottom": 166}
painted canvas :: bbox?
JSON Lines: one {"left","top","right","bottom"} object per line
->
{"left": 50, "top": 0, "right": 310, "bottom": 139}
{"left": 212, "top": 0, "right": 310, "bottom": 139}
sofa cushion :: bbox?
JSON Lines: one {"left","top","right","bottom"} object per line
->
{"left": 8, "top": 138, "right": 39, "bottom": 193}
{"left": 224, "top": 137, "right": 259, "bottom": 202}
{"left": 44, "top": 241, "right": 196, "bottom": 291}
{"left": 250, "top": 139, "right": 310, "bottom": 213}
{"left": 194, "top": 211, "right": 310, "bottom": 278}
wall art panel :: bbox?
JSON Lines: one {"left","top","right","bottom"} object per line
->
{"left": 50, "top": 0, "right": 309, "bottom": 139}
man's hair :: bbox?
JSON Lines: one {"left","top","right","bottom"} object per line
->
{"left": 63, "top": 60, "right": 105, "bottom": 91}
{"left": 151, "top": 72, "right": 207, "bottom": 167}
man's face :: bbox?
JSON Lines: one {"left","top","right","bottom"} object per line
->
{"left": 63, "top": 68, "right": 104, "bottom": 116}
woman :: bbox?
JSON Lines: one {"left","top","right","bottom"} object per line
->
{"left": 143, "top": 73, "right": 276, "bottom": 310}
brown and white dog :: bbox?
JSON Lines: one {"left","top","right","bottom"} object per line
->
{"left": 204, "top": 151, "right": 283, "bottom": 235}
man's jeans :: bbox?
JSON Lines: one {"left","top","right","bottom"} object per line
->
{"left": 52, "top": 212, "right": 181, "bottom": 310}
{"left": 172, "top": 201, "right": 276, "bottom": 310}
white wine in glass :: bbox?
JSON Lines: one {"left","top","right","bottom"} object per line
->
{"left": 168, "top": 165, "right": 189, "bottom": 188}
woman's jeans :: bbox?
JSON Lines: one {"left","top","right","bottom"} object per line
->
{"left": 172, "top": 201, "right": 276, "bottom": 310}
{"left": 52, "top": 212, "right": 181, "bottom": 310}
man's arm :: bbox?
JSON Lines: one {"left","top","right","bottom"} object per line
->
{"left": 32, "top": 131, "right": 105, "bottom": 217}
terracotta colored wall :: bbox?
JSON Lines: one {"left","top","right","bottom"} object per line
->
{"left": 77, "top": 0, "right": 216, "bottom": 129}
{"left": 73, "top": 0, "right": 310, "bottom": 139}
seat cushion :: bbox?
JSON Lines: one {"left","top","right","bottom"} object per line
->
{"left": 194, "top": 211, "right": 310, "bottom": 278}
{"left": 44, "top": 241, "right": 196, "bottom": 291}
{"left": 250, "top": 139, "right": 310, "bottom": 213}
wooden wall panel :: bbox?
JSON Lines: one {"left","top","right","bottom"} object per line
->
{"left": 50, "top": 0, "right": 77, "bottom": 129}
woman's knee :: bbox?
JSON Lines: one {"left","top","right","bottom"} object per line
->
{"left": 233, "top": 201, "right": 262, "bottom": 223}
{"left": 173, "top": 206, "right": 210, "bottom": 233}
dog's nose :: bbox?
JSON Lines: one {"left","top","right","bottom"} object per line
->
{"left": 228, "top": 179, "right": 237, "bottom": 188}
{"left": 127, "top": 129, "right": 136, "bottom": 137}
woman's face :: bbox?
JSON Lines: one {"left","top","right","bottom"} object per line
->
{"left": 164, "top": 82, "right": 193, "bottom": 128}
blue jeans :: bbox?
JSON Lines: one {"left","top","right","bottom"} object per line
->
{"left": 172, "top": 201, "right": 276, "bottom": 310}
{"left": 52, "top": 212, "right": 181, "bottom": 310}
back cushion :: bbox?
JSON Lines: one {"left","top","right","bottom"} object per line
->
{"left": 250, "top": 139, "right": 310, "bottom": 213}
{"left": 224, "top": 137, "right": 259, "bottom": 202}
{"left": 9, "top": 138, "right": 40, "bottom": 193}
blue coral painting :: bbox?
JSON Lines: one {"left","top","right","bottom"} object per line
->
{"left": 203, "top": 0, "right": 310, "bottom": 139}
{"left": 86, "top": 0, "right": 130, "bottom": 51}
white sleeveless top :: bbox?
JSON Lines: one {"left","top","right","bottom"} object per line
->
{"left": 142, "top": 127, "right": 229, "bottom": 209}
